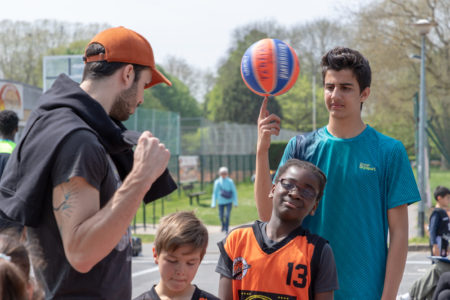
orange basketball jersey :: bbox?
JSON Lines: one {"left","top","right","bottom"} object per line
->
{"left": 218, "top": 221, "right": 326, "bottom": 300}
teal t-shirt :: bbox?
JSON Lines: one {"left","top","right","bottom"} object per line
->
{"left": 277, "top": 125, "right": 420, "bottom": 300}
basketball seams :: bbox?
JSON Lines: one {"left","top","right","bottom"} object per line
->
{"left": 241, "top": 38, "right": 299, "bottom": 97}
{"left": 274, "top": 43, "right": 300, "bottom": 96}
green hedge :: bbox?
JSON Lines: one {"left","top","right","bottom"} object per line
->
{"left": 269, "top": 141, "right": 288, "bottom": 170}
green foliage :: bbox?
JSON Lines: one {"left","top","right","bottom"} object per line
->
{"left": 205, "top": 29, "right": 282, "bottom": 124}
{"left": 351, "top": 0, "right": 450, "bottom": 163}
{"left": 0, "top": 20, "right": 108, "bottom": 87}
{"left": 269, "top": 141, "right": 288, "bottom": 170}
{"left": 142, "top": 66, "right": 202, "bottom": 118}
{"left": 277, "top": 74, "right": 328, "bottom": 132}
{"left": 47, "top": 39, "right": 90, "bottom": 55}
{"left": 181, "top": 129, "right": 202, "bottom": 155}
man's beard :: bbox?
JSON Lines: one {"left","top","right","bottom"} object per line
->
{"left": 109, "top": 82, "right": 138, "bottom": 121}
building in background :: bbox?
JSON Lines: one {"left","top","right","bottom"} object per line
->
{"left": 0, "top": 79, "right": 42, "bottom": 141}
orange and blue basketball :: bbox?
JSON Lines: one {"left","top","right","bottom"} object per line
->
{"left": 241, "top": 38, "right": 300, "bottom": 97}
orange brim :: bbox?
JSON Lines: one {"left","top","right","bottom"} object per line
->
{"left": 146, "top": 68, "right": 172, "bottom": 89}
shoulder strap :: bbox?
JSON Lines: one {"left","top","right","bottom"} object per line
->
{"left": 435, "top": 209, "right": 450, "bottom": 235}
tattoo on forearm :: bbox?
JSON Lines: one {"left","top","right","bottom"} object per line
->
{"left": 53, "top": 178, "right": 79, "bottom": 218}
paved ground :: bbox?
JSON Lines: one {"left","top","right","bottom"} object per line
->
{"left": 399, "top": 251, "right": 433, "bottom": 295}
{"left": 131, "top": 202, "right": 430, "bottom": 298}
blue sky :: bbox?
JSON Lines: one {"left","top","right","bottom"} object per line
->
{"left": 1, "top": 0, "right": 361, "bottom": 71}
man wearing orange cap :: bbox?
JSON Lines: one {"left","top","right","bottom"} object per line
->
{"left": 0, "top": 27, "right": 176, "bottom": 299}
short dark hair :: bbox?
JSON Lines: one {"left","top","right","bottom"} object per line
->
{"left": 434, "top": 186, "right": 450, "bottom": 201}
{"left": 274, "top": 159, "right": 327, "bottom": 201}
{"left": 321, "top": 47, "right": 371, "bottom": 93}
{"left": 82, "top": 43, "right": 148, "bottom": 83}
{"left": 0, "top": 110, "right": 18, "bottom": 137}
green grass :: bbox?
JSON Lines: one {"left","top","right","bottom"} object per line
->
{"left": 133, "top": 234, "right": 155, "bottom": 243}
{"left": 134, "top": 181, "right": 259, "bottom": 227}
{"left": 414, "top": 166, "right": 450, "bottom": 207}
{"left": 429, "top": 167, "right": 450, "bottom": 194}
{"left": 409, "top": 236, "right": 429, "bottom": 244}
{"left": 408, "top": 166, "right": 449, "bottom": 243}
{"left": 134, "top": 167, "right": 450, "bottom": 234}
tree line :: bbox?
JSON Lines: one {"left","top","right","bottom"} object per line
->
{"left": 0, "top": 0, "right": 448, "bottom": 166}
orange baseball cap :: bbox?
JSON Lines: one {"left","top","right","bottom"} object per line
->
{"left": 84, "top": 26, "right": 171, "bottom": 89}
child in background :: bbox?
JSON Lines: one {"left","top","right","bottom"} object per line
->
{"left": 133, "top": 211, "right": 219, "bottom": 300}
{"left": 397, "top": 186, "right": 450, "bottom": 300}
{"left": 0, "top": 254, "right": 28, "bottom": 300}
{"left": 216, "top": 159, "right": 338, "bottom": 300}
{"left": 0, "top": 231, "right": 43, "bottom": 300}
{"left": 429, "top": 186, "right": 450, "bottom": 257}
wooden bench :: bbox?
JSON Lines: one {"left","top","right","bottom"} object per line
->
{"left": 181, "top": 183, "right": 206, "bottom": 205}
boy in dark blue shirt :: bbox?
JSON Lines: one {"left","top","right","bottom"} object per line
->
{"left": 398, "top": 186, "right": 450, "bottom": 300}
{"left": 429, "top": 186, "right": 450, "bottom": 257}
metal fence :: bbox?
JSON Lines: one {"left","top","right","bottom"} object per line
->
{"left": 125, "top": 110, "right": 302, "bottom": 229}
{"left": 123, "top": 107, "right": 181, "bottom": 173}
{"left": 181, "top": 117, "right": 299, "bottom": 155}
{"left": 124, "top": 111, "right": 300, "bottom": 185}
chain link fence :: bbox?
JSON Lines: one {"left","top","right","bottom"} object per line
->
{"left": 181, "top": 117, "right": 300, "bottom": 155}
{"left": 123, "top": 111, "right": 301, "bottom": 187}
{"left": 124, "top": 109, "right": 302, "bottom": 229}
{"left": 123, "top": 107, "right": 181, "bottom": 174}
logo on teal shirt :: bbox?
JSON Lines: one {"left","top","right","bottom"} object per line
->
{"left": 359, "top": 162, "right": 376, "bottom": 171}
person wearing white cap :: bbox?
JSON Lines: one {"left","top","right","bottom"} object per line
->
{"left": 211, "top": 166, "right": 238, "bottom": 234}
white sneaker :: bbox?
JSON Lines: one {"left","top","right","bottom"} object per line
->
{"left": 396, "top": 293, "right": 411, "bottom": 300}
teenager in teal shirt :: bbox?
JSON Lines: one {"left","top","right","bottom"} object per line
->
{"left": 254, "top": 47, "right": 420, "bottom": 300}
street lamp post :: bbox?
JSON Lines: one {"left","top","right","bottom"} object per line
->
{"left": 413, "top": 19, "right": 435, "bottom": 237}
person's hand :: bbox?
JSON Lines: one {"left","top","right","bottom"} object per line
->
{"left": 132, "top": 131, "right": 170, "bottom": 189}
{"left": 257, "top": 97, "right": 280, "bottom": 154}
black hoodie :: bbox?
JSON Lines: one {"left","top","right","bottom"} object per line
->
{"left": 0, "top": 73, "right": 177, "bottom": 227}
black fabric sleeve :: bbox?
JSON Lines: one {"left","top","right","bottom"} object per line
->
{"left": 314, "top": 243, "right": 339, "bottom": 293}
{"left": 194, "top": 286, "right": 220, "bottom": 300}
{"left": 215, "top": 240, "right": 233, "bottom": 278}
{"left": 51, "top": 130, "right": 107, "bottom": 190}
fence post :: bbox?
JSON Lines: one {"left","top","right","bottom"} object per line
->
{"left": 210, "top": 155, "right": 213, "bottom": 182}
{"left": 176, "top": 155, "right": 181, "bottom": 197}
{"left": 142, "top": 202, "right": 146, "bottom": 230}
{"left": 200, "top": 155, "right": 204, "bottom": 190}
{"left": 235, "top": 155, "right": 239, "bottom": 182}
